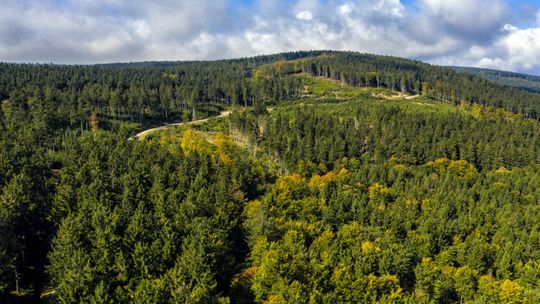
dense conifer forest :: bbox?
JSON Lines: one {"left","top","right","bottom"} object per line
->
{"left": 451, "top": 66, "right": 540, "bottom": 94}
{"left": 1, "top": 51, "right": 540, "bottom": 303}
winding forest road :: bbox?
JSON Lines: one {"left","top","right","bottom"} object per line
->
{"left": 131, "top": 110, "right": 232, "bottom": 140}
{"left": 131, "top": 92, "right": 420, "bottom": 141}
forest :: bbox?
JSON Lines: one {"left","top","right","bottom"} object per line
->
{"left": 1, "top": 51, "right": 540, "bottom": 303}
{"left": 451, "top": 66, "right": 540, "bottom": 94}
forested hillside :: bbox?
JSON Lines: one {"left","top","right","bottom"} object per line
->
{"left": 1, "top": 51, "right": 540, "bottom": 303}
{"left": 451, "top": 66, "right": 540, "bottom": 94}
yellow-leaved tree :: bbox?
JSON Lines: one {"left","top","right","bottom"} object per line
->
{"left": 499, "top": 279, "right": 523, "bottom": 304}
{"left": 180, "top": 128, "right": 212, "bottom": 156}
{"left": 89, "top": 112, "right": 99, "bottom": 133}
{"left": 214, "top": 132, "right": 233, "bottom": 166}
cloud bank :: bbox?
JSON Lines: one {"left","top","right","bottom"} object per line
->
{"left": 1, "top": 0, "right": 539, "bottom": 73}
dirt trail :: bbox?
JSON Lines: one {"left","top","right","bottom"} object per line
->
{"left": 131, "top": 110, "right": 232, "bottom": 140}
{"left": 373, "top": 91, "right": 420, "bottom": 100}
{"left": 130, "top": 90, "right": 419, "bottom": 141}
{"left": 405, "top": 94, "right": 420, "bottom": 100}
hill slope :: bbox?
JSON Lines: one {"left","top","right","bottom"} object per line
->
{"left": 1, "top": 51, "right": 540, "bottom": 303}
{"left": 451, "top": 66, "right": 540, "bottom": 93}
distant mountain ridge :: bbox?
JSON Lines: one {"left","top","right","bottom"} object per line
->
{"left": 450, "top": 66, "right": 540, "bottom": 93}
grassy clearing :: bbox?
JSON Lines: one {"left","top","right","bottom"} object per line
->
{"left": 299, "top": 74, "right": 376, "bottom": 99}
{"left": 282, "top": 74, "right": 462, "bottom": 116}
{"left": 146, "top": 74, "right": 523, "bottom": 141}
{"left": 298, "top": 74, "right": 418, "bottom": 100}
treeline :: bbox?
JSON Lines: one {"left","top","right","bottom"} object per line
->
{"left": 230, "top": 102, "right": 540, "bottom": 172}
{"left": 452, "top": 66, "right": 540, "bottom": 94}
{"left": 2, "top": 50, "right": 540, "bottom": 136}
{"left": 285, "top": 53, "right": 540, "bottom": 119}
{"left": 0, "top": 59, "right": 304, "bottom": 130}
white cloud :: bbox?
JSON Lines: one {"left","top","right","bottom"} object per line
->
{"left": 296, "top": 10, "right": 313, "bottom": 20}
{"left": 132, "top": 20, "right": 150, "bottom": 39}
{"left": 0, "top": 0, "right": 229, "bottom": 62}
{"left": 420, "top": 0, "right": 506, "bottom": 31}
{"left": 503, "top": 24, "right": 519, "bottom": 32}
{"left": 0, "top": 0, "right": 539, "bottom": 74}
{"left": 498, "top": 26, "right": 540, "bottom": 70}
{"left": 374, "top": 0, "right": 405, "bottom": 17}
{"left": 460, "top": 23, "right": 540, "bottom": 72}
{"left": 477, "top": 57, "right": 508, "bottom": 69}
{"left": 338, "top": 4, "right": 353, "bottom": 16}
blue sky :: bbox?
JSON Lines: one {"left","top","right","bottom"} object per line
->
{"left": 1, "top": 0, "right": 540, "bottom": 74}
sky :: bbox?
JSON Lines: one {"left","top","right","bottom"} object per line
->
{"left": 1, "top": 0, "right": 540, "bottom": 74}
